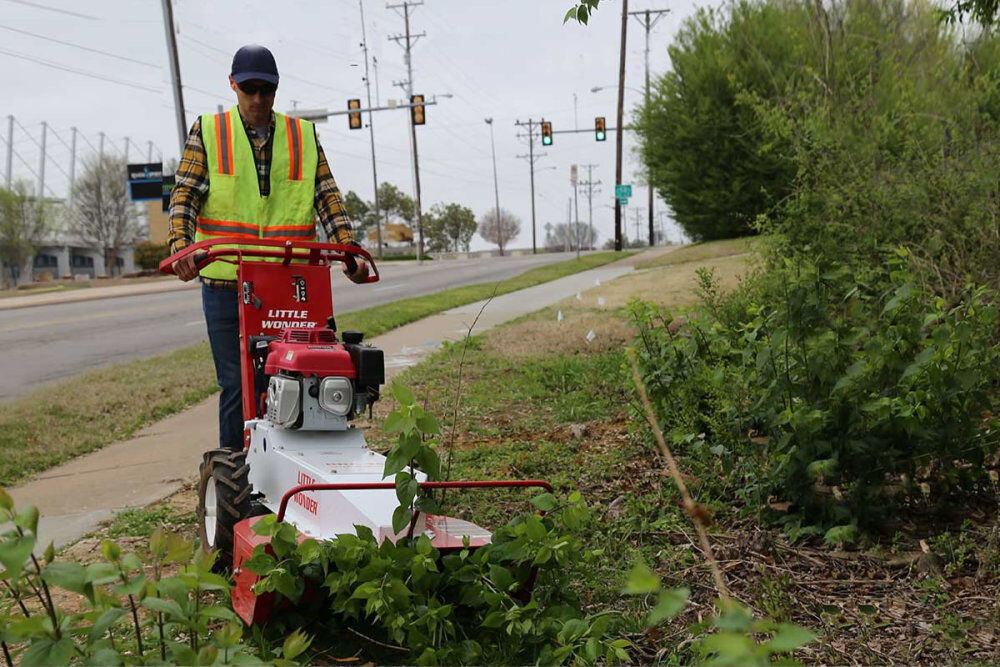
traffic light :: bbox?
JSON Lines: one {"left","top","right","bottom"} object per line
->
{"left": 541, "top": 121, "right": 553, "bottom": 146}
{"left": 595, "top": 116, "right": 606, "bottom": 141}
{"left": 411, "top": 94, "right": 426, "bottom": 125}
{"left": 348, "top": 99, "right": 362, "bottom": 130}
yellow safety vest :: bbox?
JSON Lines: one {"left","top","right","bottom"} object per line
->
{"left": 196, "top": 106, "right": 318, "bottom": 280}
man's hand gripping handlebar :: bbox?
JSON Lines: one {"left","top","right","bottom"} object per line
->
{"left": 158, "top": 238, "right": 379, "bottom": 284}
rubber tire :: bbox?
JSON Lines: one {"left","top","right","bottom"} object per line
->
{"left": 198, "top": 448, "right": 252, "bottom": 573}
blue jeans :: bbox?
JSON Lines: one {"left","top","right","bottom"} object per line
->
{"left": 202, "top": 283, "right": 243, "bottom": 451}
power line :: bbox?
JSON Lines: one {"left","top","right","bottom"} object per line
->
{"left": 0, "top": 24, "right": 160, "bottom": 68}
{"left": 0, "top": 47, "right": 162, "bottom": 93}
{"left": 1, "top": 0, "right": 100, "bottom": 20}
{"left": 178, "top": 30, "right": 354, "bottom": 94}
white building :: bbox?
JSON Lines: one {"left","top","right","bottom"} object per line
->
{"left": 0, "top": 201, "right": 142, "bottom": 284}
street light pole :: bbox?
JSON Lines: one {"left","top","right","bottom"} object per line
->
{"left": 630, "top": 8, "right": 669, "bottom": 246}
{"left": 360, "top": 0, "right": 383, "bottom": 259}
{"left": 485, "top": 118, "right": 502, "bottom": 253}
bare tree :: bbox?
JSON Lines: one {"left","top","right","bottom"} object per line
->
{"left": 477, "top": 207, "right": 521, "bottom": 256}
{"left": 544, "top": 222, "right": 596, "bottom": 252}
{"left": 0, "top": 181, "right": 50, "bottom": 288}
{"left": 70, "top": 155, "right": 143, "bottom": 276}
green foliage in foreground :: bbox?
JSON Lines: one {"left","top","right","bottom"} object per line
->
{"left": 245, "top": 384, "right": 628, "bottom": 665}
{"left": 631, "top": 249, "right": 1000, "bottom": 537}
{"left": 0, "top": 488, "right": 310, "bottom": 665}
{"left": 0, "top": 382, "right": 816, "bottom": 664}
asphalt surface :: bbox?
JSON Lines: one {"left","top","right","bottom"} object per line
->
{"left": 0, "top": 252, "right": 580, "bottom": 401}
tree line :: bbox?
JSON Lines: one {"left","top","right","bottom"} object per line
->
{"left": 0, "top": 168, "right": 532, "bottom": 288}
{"left": 342, "top": 183, "right": 523, "bottom": 256}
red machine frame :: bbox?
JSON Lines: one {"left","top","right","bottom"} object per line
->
{"left": 161, "top": 238, "right": 555, "bottom": 625}
{"left": 161, "top": 237, "right": 379, "bottom": 434}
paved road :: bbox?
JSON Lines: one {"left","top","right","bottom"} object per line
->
{"left": 0, "top": 253, "right": 580, "bottom": 401}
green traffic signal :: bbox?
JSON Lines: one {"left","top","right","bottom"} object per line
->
{"left": 596, "top": 130, "right": 606, "bottom": 141}
{"left": 541, "top": 121, "right": 553, "bottom": 146}
{"left": 542, "top": 135, "right": 552, "bottom": 146}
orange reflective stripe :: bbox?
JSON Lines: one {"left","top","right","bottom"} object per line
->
{"left": 266, "top": 223, "right": 314, "bottom": 232}
{"left": 215, "top": 111, "right": 234, "bottom": 175}
{"left": 215, "top": 112, "right": 225, "bottom": 175}
{"left": 224, "top": 112, "right": 234, "bottom": 175}
{"left": 286, "top": 116, "right": 303, "bottom": 181}
{"left": 196, "top": 218, "right": 258, "bottom": 237}
{"left": 261, "top": 223, "right": 315, "bottom": 239}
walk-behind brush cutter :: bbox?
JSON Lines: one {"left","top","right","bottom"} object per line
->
{"left": 160, "top": 238, "right": 552, "bottom": 624}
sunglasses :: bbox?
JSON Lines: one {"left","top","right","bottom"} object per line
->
{"left": 237, "top": 81, "right": 277, "bottom": 97}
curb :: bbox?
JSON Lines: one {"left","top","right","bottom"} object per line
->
{"left": 0, "top": 280, "right": 198, "bottom": 312}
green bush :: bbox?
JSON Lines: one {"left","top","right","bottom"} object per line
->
{"left": 134, "top": 241, "right": 171, "bottom": 271}
{"left": 631, "top": 249, "right": 1000, "bottom": 536}
{"left": 244, "top": 383, "right": 627, "bottom": 665}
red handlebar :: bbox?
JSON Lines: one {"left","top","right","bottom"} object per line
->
{"left": 158, "top": 237, "right": 380, "bottom": 284}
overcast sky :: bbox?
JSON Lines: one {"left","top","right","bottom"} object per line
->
{"left": 1, "top": 0, "right": 707, "bottom": 250}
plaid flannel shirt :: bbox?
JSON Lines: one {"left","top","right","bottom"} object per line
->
{"left": 168, "top": 109, "right": 356, "bottom": 289}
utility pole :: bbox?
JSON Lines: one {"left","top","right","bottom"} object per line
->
{"left": 567, "top": 198, "right": 572, "bottom": 252}
{"left": 99, "top": 131, "right": 105, "bottom": 159}
{"left": 124, "top": 136, "right": 130, "bottom": 163}
{"left": 388, "top": 0, "right": 426, "bottom": 263}
{"left": 485, "top": 118, "right": 501, "bottom": 249}
{"left": 571, "top": 164, "right": 580, "bottom": 259}
{"left": 515, "top": 118, "right": 544, "bottom": 254}
{"left": 580, "top": 163, "right": 601, "bottom": 249}
{"left": 632, "top": 206, "right": 645, "bottom": 245}
{"left": 614, "top": 0, "right": 629, "bottom": 251}
{"left": 630, "top": 7, "right": 669, "bottom": 246}
{"left": 4, "top": 115, "right": 12, "bottom": 189}
{"left": 360, "top": 0, "right": 384, "bottom": 258}
{"left": 574, "top": 182, "right": 581, "bottom": 258}
{"left": 161, "top": 0, "right": 187, "bottom": 157}
{"left": 37, "top": 121, "right": 46, "bottom": 200}
{"left": 69, "top": 127, "right": 77, "bottom": 204}
{"left": 147, "top": 140, "right": 153, "bottom": 162}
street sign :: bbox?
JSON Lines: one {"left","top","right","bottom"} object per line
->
{"left": 127, "top": 162, "right": 162, "bottom": 182}
{"left": 288, "top": 108, "right": 328, "bottom": 123}
{"left": 127, "top": 162, "right": 163, "bottom": 202}
{"left": 615, "top": 184, "right": 632, "bottom": 198}
{"left": 617, "top": 197, "right": 629, "bottom": 206}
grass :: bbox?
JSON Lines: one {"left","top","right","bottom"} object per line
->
{"left": 105, "top": 503, "right": 197, "bottom": 539}
{"left": 637, "top": 237, "right": 758, "bottom": 269}
{"left": 338, "top": 250, "right": 632, "bottom": 337}
{"left": 0, "top": 283, "right": 90, "bottom": 299}
{"left": 0, "top": 343, "right": 218, "bottom": 486}
{"left": 355, "top": 295, "right": 686, "bottom": 626}
{"left": 0, "top": 251, "right": 631, "bottom": 487}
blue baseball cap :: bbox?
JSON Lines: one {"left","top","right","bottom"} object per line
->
{"left": 231, "top": 45, "right": 279, "bottom": 85}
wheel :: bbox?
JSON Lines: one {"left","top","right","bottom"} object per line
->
{"left": 198, "top": 448, "right": 252, "bottom": 572}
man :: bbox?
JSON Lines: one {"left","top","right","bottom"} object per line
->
{"left": 168, "top": 44, "right": 369, "bottom": 451}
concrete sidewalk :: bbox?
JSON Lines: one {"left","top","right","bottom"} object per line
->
{"left": 8, "top": 253, "right": 655, "bottom": 549}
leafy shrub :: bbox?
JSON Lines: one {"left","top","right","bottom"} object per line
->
{"left": 244, "top": 383, "right": 627, "bottom": 665}
{"left": 631, "top": 249, "right": 1000, "bottom": 536}
{"left": 0, "top": 488, "right": 310, "bottom": 665}
{"left": 133, "top": 241, "right": 171, "bottom": 271}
